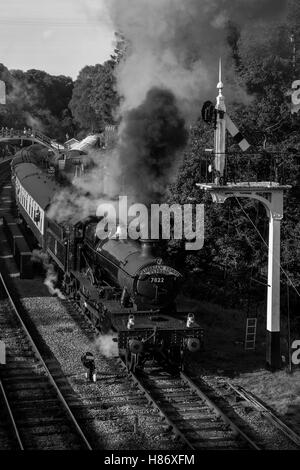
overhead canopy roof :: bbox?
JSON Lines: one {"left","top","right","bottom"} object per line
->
{"left": 70, "top": 134, "right": 100, "bottom": 153}
{"left": 65, "top": 138, "right": 79, "bottom": 147}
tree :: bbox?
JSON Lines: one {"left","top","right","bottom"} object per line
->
{"left": 90, "top": 61, "right": 119, "bottom": 126}
{"left": 69, "top": 60, "right": 119, "bottom": 134}
{"left": 69, "top": 32, "right": 126, "bottom": 135}
{"left": 167, "top": 1, "right": 300, "bottom": 311}
{"left": 0, "top": 65, "right": 74, "bottom": 141}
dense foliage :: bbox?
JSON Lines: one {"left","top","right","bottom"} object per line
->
{"left": 0, "top": 65, "right": 74, "bottom": 141}
{"left": 168, "top": 0, "right": 300, "bottom": 322}
{"left": 69, "top": 60, "right": 118, "bottom": 135}
{"left": 68, "top": 33, "right": 124, "bottom": 136}
{"left": 0, "top": 34, "right": 123, "bottom": 141}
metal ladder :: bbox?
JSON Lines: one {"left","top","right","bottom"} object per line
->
{"left": 244, "top": 317, "right": 257, "bottom": 351}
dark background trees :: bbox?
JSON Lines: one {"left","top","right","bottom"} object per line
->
{"left": 68, "top": 33, "right": 124, "bottom": 136}
{"left": 0, "top": 65, "right": 74, "bottom": 141}
{"left": 69, "top": 60, "right": 118, "bottom": 136}
{"left": 167, "top": 0, "right": 300, "bottom": 320}
{"left": 0, "top": 57, "right": 118, "bottom": 141}
{"left": 0, "top": 32, "right": 122, "bottom": 141}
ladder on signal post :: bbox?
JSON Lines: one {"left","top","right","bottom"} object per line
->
{"left": 244, "top": 318, "right": 257, "bottom": 351}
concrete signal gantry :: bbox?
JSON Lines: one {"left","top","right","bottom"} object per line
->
{"left": 197, "top": 60, "right": 291, "bottom": 370}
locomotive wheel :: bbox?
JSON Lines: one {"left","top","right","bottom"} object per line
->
{"left": 179, "top": 347, "right": 186, "bottom": 372}
{"left": 65, "top": 277, "right": 75, "bottom": 299}
{"left": 84, "top": 267, "right": 96, "bottom": 286}
{"left": 79, "top": 297, "right": 90, "bottom": 320}
{"left": 125, "top": 350, "right": 138, "bottom": 373}
{"left": 125, "top": 349, "right": 131, "bottom": 371}
{"left": 90, "top": 313, "right": 99, "bottom": 329}
{"left": 168, "top": 345, "right": 181, "bottom": 364}
{"left": 70, "top": 279, "right": 79, "bottom": 301}
{"left": 130, "top": 354, "right": 138, "bottom": 374}
{"left": 165, "top": 345, "right": 185, "bottom": 373}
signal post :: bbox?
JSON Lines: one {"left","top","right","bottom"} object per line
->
{"left": 197, "top": 61, "right": 291, "bottom": 369}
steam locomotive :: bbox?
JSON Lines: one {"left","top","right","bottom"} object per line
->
{"left": 11, "top": 146, "right": 204, "bottom": 372}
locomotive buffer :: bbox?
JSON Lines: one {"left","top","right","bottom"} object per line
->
{"left": 198, "top": 59, "right": 291, "bottom": 370}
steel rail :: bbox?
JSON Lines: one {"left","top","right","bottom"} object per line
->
{"left": 0, "top": 271, "right": 93, "bottom": 450}
{"left": 0, "top": 378, "right": 24, "bottom": 450}
{"left": 228, "top": 383, "right": 300, "bottom": 447}
{"left": 118, "top": 358, "right": 261, "bottom": 450}
{"left": 117, "top": 358, "right": 196, "bottom": 450}
{"left": 180, "top": 372, "right": 261, "bottom": 450}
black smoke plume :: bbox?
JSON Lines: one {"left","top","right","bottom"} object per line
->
{"left": 118, "top": 87, "right": 188, "bottom": 204}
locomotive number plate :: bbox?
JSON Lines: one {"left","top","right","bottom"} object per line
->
{"left": 150, "top": 277, "right": 165, "bottom": 284}
{"left": 139, "top": 265, "right": 181, "bottom": 277}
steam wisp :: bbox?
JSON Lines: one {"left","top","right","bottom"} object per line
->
{"left": 95, "top": 331, "right": 118, "bottom": 358}
{"left": 31, "top": 250, "right": 65, "bottom": 299}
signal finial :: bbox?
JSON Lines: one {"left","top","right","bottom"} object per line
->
{"left": 217, "top": 57, "right": 223, "bottom": 92}
{"left": 216, "top": 58, "right": 226, "bottom": 112}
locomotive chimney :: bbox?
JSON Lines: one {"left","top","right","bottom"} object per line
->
{"left": 140, "top": 239, "right": 156, "bottom": 258}
{"left": 139, "top": 212, "right": 157, "bottom": 257}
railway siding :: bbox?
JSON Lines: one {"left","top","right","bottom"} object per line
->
{"left": 0, "top": 296, "right": 92, "bottom": 450}
{"left": 190, "top": 375, "right": 300, "bottom": 450}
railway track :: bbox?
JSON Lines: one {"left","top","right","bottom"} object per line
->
{"left": 227, "top": 383, "right": 300, "bottom": 447}
{"left": 0, "top": 270, "right": 93, "bottom": 450}
{"left": 188, "top": 376, "right": 300, "bottom": 450}
{"left": 67, "top": 295, "right": 300, "bottom": 450}
{"left": 0, "top": 159, "right": 12, "bottom": 211}
{"left": 118, "top": 360, "right": 261, "bottom": 450}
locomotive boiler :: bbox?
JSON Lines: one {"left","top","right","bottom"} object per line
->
{"left": 11, "top": 147, "right": 204, "bottom": 372}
